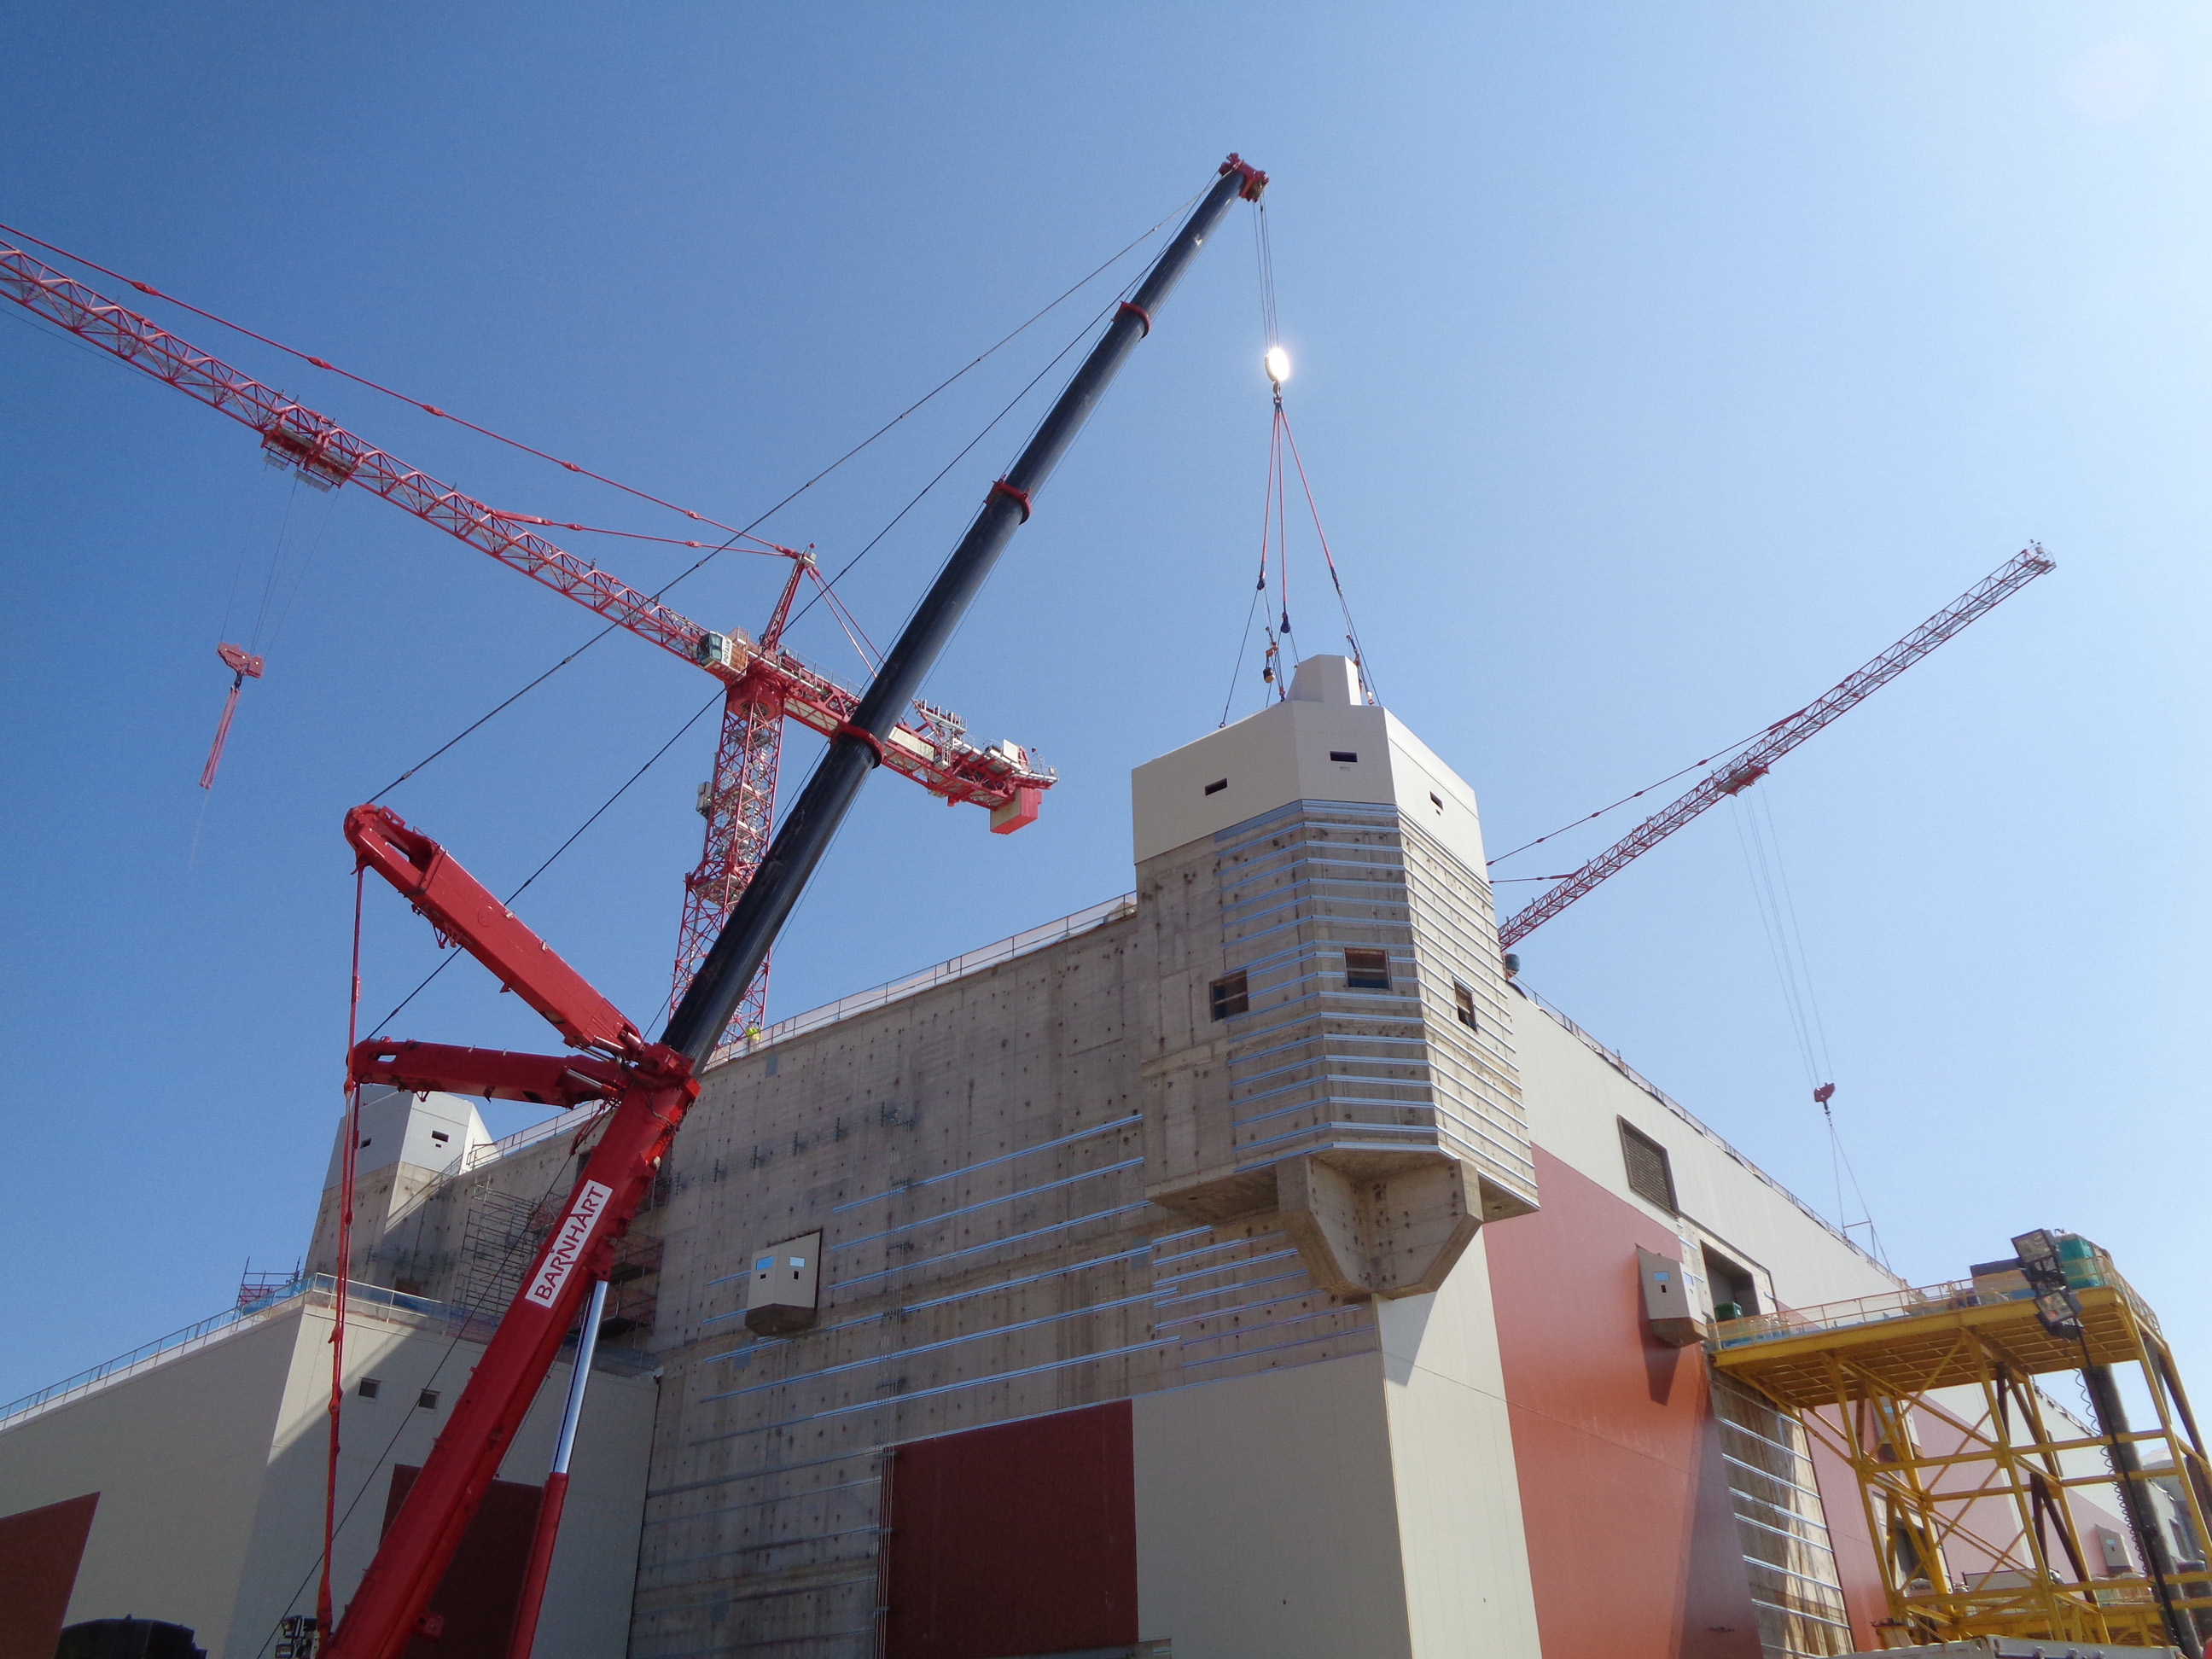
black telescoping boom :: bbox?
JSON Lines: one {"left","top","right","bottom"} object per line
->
{"left": 661, "top": 153, "right": 1267, "bottom": 1064}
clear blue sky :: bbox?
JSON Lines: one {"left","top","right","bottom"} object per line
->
{"left": 3, "top": 5, "right": 2204, "bottom": 1406}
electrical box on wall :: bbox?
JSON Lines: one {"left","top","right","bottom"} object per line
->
{"left": 745, "top": 1231, "right": 823, "bottom": 1336}
{"left": 1638, "top": 1246, "right": 1703, "bottom": 1348}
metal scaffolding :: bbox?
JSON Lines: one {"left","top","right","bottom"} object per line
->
{"left": 1709, "top": 1247, "right": 2210, "bottom": 1651}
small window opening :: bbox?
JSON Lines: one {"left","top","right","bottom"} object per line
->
{"left": 1203, "top": 778, "right": 1228, "bottom": 796}
{"left": 1329, "top": 750, "right": 1358, "bottom": 763}
{"left": 1343, "top": 948, "right": 1391, "bottom": 991}
{"left": 1618, "top": 1121, "right": 1677, "bottom": 1214}
{"left": 1429, "top": 793, "right": 1444, "bottom": 812}
{"left": 358, "top": 1138, "right": 372, "bottom": 1150}
{"left": 429, "top": 1131, "right": 450, "bottom": 1144}
{"left": 1453, "top": 981, "right": 1478, "bottom": 1030}
{"left": 357, "top": 1377, "right": 381, "bottom": 1400}
{"left": 1209, "top": 971, "right": 1249, "bottom": 1020}
{"left": 1703, "top": 1246, "right": 1759, "bottom": 1319}
{"left": 417, "top": 1388, "right": 440, "bottom": 1411}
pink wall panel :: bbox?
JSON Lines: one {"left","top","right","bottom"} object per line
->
{"left": 1805, "top": 1433, "right": 1889, "bottom": 1647}
{"left": 1487, "top": 1146, "right": 1762, "bottom": 1659}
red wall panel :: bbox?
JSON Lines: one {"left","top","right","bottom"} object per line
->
{"left": 884, "top": 1400, "right": 1137, "bottom": 1659}
{"left": 0, "top": 1493, "right": 99, "bottom": 1659}
{"left": 1486, "top": 1146, "right": 1763, "bottom": 1659}
{"left": 381, "top": 1467, "right": 544, "bottom": 1659}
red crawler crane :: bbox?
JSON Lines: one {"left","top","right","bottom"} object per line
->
{"left": 1498, "top": 544, "right": 2055, "bottom": 950}
{"left": 0, "top": 243, "right": 1057, "bottom": 1045}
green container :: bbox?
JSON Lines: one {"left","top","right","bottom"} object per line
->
{"left": 2058, "top": 1233, "right": 2104, "bottom": 1289}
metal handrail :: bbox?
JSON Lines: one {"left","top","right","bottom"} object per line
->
{"left": 1708, "top": 1253, "right": 2153, "bottom": 1350}
{"left": 706, "top": 893, "right": 1138, "bottom": 1069}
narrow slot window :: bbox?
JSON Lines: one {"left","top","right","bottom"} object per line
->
{"left": 1209, "top": 970, "right": 1249, "bottom": 1020}
{"left": 1343, "top": 948, "right": 1391, "bottom": 991}
{"left": 1618, "top": 1121, "right": 1678, "bottom": 1214}
{"left": 1204, "top": 778, "right": 1228, "bottom": 796}
{"left": 1329, "top": 750, "right": 1358, "bottom": 763}
{"left": 1453, "top": 981, "right": 1478, "bottom": 1029}
{"left": 1429, "top": 793, "right": 1444, "bottom": 812}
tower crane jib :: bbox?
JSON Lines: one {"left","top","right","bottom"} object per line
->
{"left": 0, "top": 242, "right": 1057, "bottom": 1045}
{"left": 1499, "top": 544, "right": 2055, "bottom": 952}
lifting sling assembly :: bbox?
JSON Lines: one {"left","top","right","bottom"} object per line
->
{"left": 321, "top": 154, "right": 1265, "bottom": 1659}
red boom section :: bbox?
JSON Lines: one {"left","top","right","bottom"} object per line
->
{"left": 0, "top": 242, "right": 1057, "bottom": 818}
{"left": 1498, "top": 544, "right": 2055, "bottom": 950}
{"left": 346, "top": 806, "right": 640, "bottom": 1055}
{"left": 334, "top": 807, "right": 698, "bottom": 1659}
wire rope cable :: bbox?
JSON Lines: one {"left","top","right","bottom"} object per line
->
{"left": 364, "top": 200, "right": 1193, "bottom": 803}
{"left": 0, "top": 201, "right": 1193, "bottom": 561}
{"left": 1726, "top": 785, "right": 1887, "bottom": 1266}
{"left": 1222, "top": 201, "right": 1377, "bottom": 720}
{"left": 365, "top": 689, "right": 724, "bottom": 1037}
{"left": 1484, "top": 716, "right": 1785, "bottom": 869}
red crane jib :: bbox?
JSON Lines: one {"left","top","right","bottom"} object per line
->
{"left": 349, "top": 1039, "right": 628, "bottom": 1108}
{"left": 332, "top": 806, "right": 697, "bottom": 1659}
{"left": 0, "top": 242, "right": 1054, "bottom": 817}
{"left": 345, "top": 805, "right": 642, "bottom": 1057}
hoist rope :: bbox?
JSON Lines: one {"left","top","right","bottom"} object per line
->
{"left": 783, "top": 276, "right": 1142, "bottom": 636}
{"left": 1726, "top": 788, "right": 1887, "bottom": 1265}
{"left": 1277, "top": 410, "right": 1375, "bottom": 704}
{"left": 364, "top": 201, "right": 1192, "bottom": 801}
{"left": 323, "top": 865, "right": 366, "bottom": 1634}
{"left": 1221, "top": 202, "right": 1377, "bottom": 720}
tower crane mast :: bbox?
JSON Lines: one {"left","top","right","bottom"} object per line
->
{"left": 0, "top": 242, "right": 1058, "bottom": 1045}
{"left": 1499, "top": 544, "right": 2055, "bottom": 950}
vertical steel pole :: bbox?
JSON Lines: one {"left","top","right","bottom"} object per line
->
{"left": 661, "top": 155, "right": 1266, "bottom": 1065}
{"left": 505, "top": 1278, "right": 610, "bottom": 1659}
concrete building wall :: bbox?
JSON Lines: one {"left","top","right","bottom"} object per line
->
{"left": 399, "top": 661, "right": 1907, "bottom": 1659}
{"left": 0, "top": 1310, "right": 298, "bottom": 1656}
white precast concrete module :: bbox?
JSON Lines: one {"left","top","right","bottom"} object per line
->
{"left": 1132, "top": 653, "right": 1486, "bottom": 873}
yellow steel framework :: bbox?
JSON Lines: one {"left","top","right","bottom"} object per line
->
{"left": 1708, "top": 1254, "right": 2212, "bottom": 1651}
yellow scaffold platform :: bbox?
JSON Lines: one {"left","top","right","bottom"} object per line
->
{"left": 1709, "top": 1243, "right": 2212, "bottom": 1652}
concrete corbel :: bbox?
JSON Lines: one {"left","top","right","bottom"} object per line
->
{"left": 1275, "top": 1152, "right": 1482, "bottom": 1301}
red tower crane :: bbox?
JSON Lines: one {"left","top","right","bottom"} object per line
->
{"left": 1498, "top": 543, "right": 2055, "bottom": 950}
{"left": 0, "top": 241, "right": 1058, "bottom": 1045}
